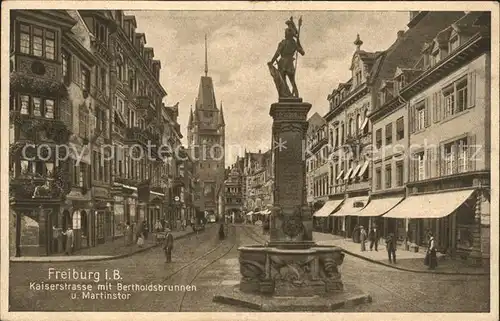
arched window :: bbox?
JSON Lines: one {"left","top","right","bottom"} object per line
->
{"left": 356, "top": 114, "right": 361, "bottom": 131}
{"left": 72, "top": 211, "right": 81, "bottom": 230}
{"left": 349, "top": 118, "right": 354, "bottom": 136}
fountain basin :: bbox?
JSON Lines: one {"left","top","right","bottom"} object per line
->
{"left": 238, "top": 244, "right": 345, "bottom": 296}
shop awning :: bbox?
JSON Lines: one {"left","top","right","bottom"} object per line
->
{"left": 343, "top": 168, "right": 353, "bottom": 180}
{"left": 382, "top": 189, "right": 475, "bottom": 219}
{"left": 358, "top": 161, "right": 369, "bottom": 178}
{"left": 246, "top": 211, "right": 254, "bottom": 216}
{"left": 350, "top": 164, "right": 362, "bottom": 179}
{"left": 261, "top": 209, "right": 271, "bottom": 215}
{"left": 332, "top": 196, "right": 369, "bottom": 216}
{"left": 336, "top": 170, "right": 344, "bottom": 180}
{"left": 313, "top": 199, "right": 343, "bottom": 217}
{"left": 355, "top": 196, "right": 404, "bottom": 217}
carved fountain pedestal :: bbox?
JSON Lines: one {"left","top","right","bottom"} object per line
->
{"left": 213, "top": 98, "right": 371, "bottom": 311}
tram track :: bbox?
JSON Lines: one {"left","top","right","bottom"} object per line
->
{"left": 134, "top": 224, "right": 239, "bottom": 311}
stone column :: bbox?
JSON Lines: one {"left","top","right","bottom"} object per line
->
{"left": 268, "top": 97, "right": 313, "bottom": 249}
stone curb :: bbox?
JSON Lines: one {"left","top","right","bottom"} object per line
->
{"left": 10, "top": 231, "right": 196, "bottom": 264}
{"left": 341, "top": 248, "right": 489, "bottom": 276}
{"left": 213, "top": 295, "right": 262, "bottom": 311}
{"left": 213, "top": 293, "right": 373, "bottom": 312}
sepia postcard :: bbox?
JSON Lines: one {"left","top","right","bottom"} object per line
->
{"left": 1, "top": 1, "right": 498, "bottom": 321}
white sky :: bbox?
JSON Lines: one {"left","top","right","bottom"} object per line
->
{"left": 130, "top": 10, "right": 409, "bottom": 166}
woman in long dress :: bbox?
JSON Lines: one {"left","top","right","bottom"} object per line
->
{"left": 427, "top": 232, "right": 438, "bottom": 269}
{"left": 62, "top": 227, "right": 74, "bottom": 255}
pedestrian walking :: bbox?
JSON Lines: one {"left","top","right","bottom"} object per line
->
{"left": 360, "top": 226, "right": 367, "bottom": 251}
{"left": 369, "top": 224, "right": 380, "bottom": 251}
{"left": 163, "top": 228, "right": 174, "bottom": 263}
{"left": 125, "top": 221, "right": 132, "bottom": 246}
{"left": 386, "top": 233, "right": 397, "bottom": 264}
{"left": 218, "top": 223, "right": 225, "bottom": 240}
{"left": 62, "top": 227, "right": 74, "bottom": 255}
{"left": 142, "top": 221, "right": 148, "bottom": 240}
{"left": 425, "top": 232, "right": 438, "bottom": 269}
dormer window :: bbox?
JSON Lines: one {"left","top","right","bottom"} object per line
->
{"left": 430, "top": 48, "right": 440, "bottom": 66}
{"left": 400, "top": 75, "right": 406, "bottom": 88}
{"left": 355, "top": 70, "right": 362, "bottom": 87}
{"left": 449, "top": 35, "right": 459, "bottom": 52}
{"left": 96, "top": 22, "right": 107, "bottom": 45}
{"left": 378, "top": 91, "right": 385, "bottom": 106}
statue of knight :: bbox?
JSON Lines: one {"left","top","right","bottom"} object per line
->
{"left": 268, "top": 16, "right": 305, "bottom": 98}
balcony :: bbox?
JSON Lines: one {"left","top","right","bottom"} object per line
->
{"left": 10, "top": 168, "right": 71, "bottom": 202}
{"left": 125, "top": 127, "right": 159, "bottom": 147}
{"left": 310, "top": 136, "right": 328, "bottom": 154}
{"left": 114, "top": 175, "right": 141, "bottom": 188}
{"left": 135, "top": 96, "right": 155, "bottom": 112}
{"left": 90, "top": 84, "right": 110, "bottom": 106}
{"left": 90, "top": 38, "right": 112, "bottom": 62}
{"left": 10, "top": 112, "right": 71, "bottom": 145}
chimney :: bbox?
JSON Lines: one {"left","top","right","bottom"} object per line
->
{"left": 397, "top": 30, "right": 405, "bottom": 39}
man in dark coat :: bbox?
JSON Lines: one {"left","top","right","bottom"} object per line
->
{"left": 369, "top": 224, "right": 380, "bottom": 251}
{"left": 163, "top": 228, "right": 174, "bottom": 263}
{"left": 386, "top": 233, "right": 397, "bottom": 263}
{"left": 218, "top": 223, "right": 225, "bottom": 240}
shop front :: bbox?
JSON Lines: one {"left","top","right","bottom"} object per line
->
{"left": 113, "top": 195, "right": 125, "bottom": 238}
{"left": 93, "top": 200, "right": 113, "bottom": 245}
{"left": 351, "top": 195, "right": 404, "bottom": 244}
{"left": 331, "top": 195, "right": 369, "bottom": 239}
{"left": 312, "top": 199, "right": 343, "bottom": 233}
{"left": 11, "top": 200, "right": 61, "bottom": 257}
{"left": 382, "top": 188, "right": 489, "bottom": 264}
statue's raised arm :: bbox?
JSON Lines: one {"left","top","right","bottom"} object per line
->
{"left": 268, "top": 17, "right": 305, "bottom": 98}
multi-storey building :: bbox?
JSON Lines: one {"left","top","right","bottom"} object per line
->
{"left": 10, "top": 10, "right": 86, "bottom": 256}
{"left": 177, "top": 145, "right": 196, "bottom": 226}
{"left": 368, "top": 11, "right": 467, "bottom": 243}
{"left": 187, "top": 38, "right": 225, "bottom": 217}
{"left": 310, "top": 11, "right": 491, "bottom": 266}
{"left": 9, "top": 10, "right": 181, "bottom": 256}
{"left": 241, "top": 150, "right": 273, "bottom": 219}
{"left": 305, "top": 113, "right": 332, "bottom": 231}
{"left": 224, "top": 164, "right": 244, "bottom": 222}
{"left": 322, "top": 35, "right": 377, "bottom": 237}
{"left": 106, "top": 11, "right": 177, "bottom": 239}
{"left": 305, "top": 112, "right": 328, "bottom": 206}
{"left": 382, "top": 11, "right": 491, "bottom": 265}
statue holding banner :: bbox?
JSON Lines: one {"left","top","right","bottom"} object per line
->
{"left": 268, "top": 16, "right": 305, "bottom": 98}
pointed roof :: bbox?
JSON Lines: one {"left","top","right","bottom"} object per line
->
{"left": 218, "top": 101, "right": 225, "bottom": 126}
{"left": 188, "top": 108, "right": 193, "bottom": 128}
{"left": 195, "top": 76, "right": 217, "bottom": 110}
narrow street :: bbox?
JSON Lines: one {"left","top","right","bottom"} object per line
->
{"left": 9, "top": 225, "right": 489, "bottom": 312}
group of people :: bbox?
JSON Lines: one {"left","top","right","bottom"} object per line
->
{"left": 358, "top": 225, "right": 381, "bottom": 252}
{"left": 358, "top": 225, "right": 438, "bottom": 269}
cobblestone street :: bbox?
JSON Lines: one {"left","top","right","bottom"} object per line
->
{"left": 9, "top": 225, "right": 490, "bottom": 312}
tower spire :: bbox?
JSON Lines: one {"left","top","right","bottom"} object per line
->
{"left": 204, "top": 34, "right": 208, "bottom": 77}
